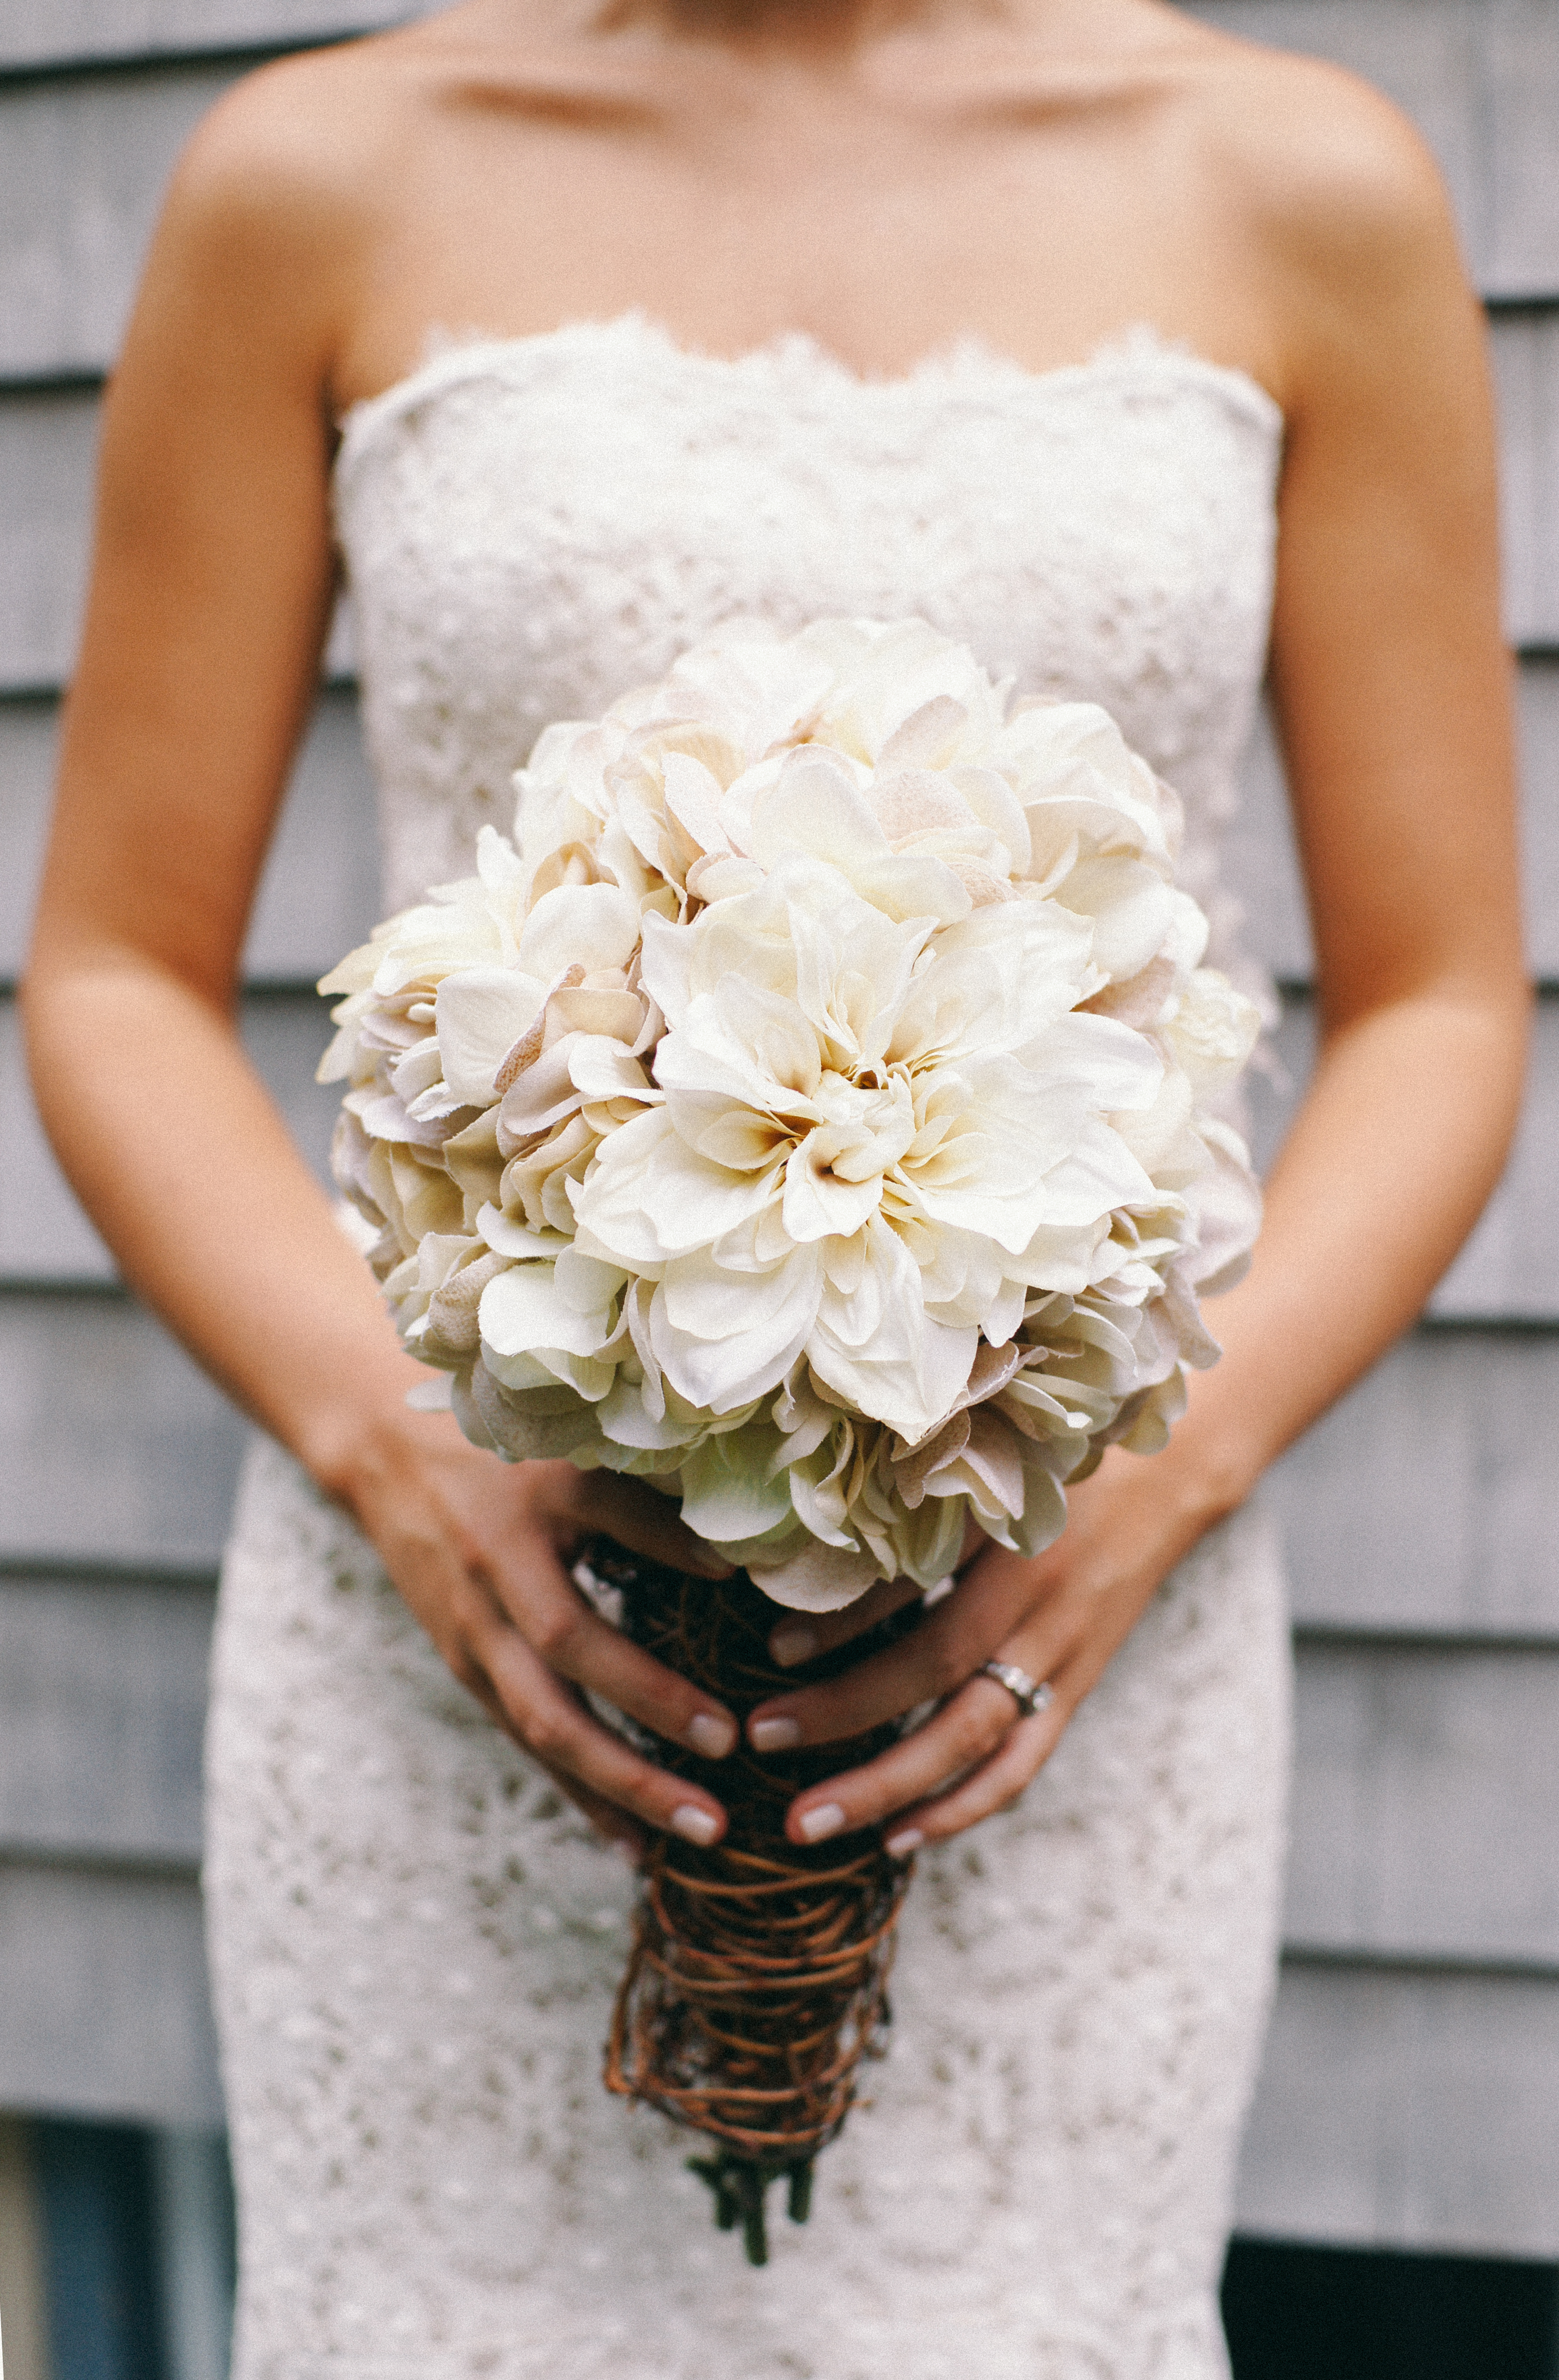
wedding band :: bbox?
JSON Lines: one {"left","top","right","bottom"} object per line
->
{"left": 980, "top": 1660, "right": 1053, "bottom": 1720}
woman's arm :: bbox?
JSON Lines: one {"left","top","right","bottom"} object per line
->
{"left": 23, "top": 65, "right": 741, "bottom": 1857}
{"left": 748, "top": 78, "right": 1530, "bottom": 1847}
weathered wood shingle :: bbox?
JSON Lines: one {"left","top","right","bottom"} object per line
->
{"left": 1238, "top": 1960, "right": 1559, "bottom": 2257}
{"left": 0, "top": 1862, "right": 222, "bottom": 2127}
{"left": 0, "top": 2, "right": 403, "bottom": 72}
{"left": 0, "top": 1577, "right": 209, "bottom": 1864}
{"left": 0, "top": 1297, "right": 243, "bottom": 1571}
{"left": 0, "top": 66, "right": 231, "bottom": 378}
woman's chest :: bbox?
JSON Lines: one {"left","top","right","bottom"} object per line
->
{"left": 336, "top": 324, "right": 1282, "bottom": 798}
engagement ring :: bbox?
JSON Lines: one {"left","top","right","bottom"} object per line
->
{"left": 979, "top": 1661, "right": 1054, "bottom": 1720}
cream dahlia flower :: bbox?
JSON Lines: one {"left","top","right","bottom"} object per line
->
{"left": 321, "top": 619, "right": 1262, "bottom": 1610}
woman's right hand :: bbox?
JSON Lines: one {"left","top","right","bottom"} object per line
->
{"left": 340, "top": 1415, "right": 740, "bottom": 1860}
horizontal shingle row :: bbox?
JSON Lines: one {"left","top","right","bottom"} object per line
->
{"left": 3, "top": 658, "right": 1557, "bottom": 983}
{"left": 0, "top": 2, "right": 403, "bottom": 76}
{"left": 1237, "top": 1957, "right": 1559, "bottom": 2256}
{"left": 1, "top": 1295, "right": 1552, "bottom": 1632}
{"left": 4, "top": 313, "right": 1559, "bottom": 681}
{"left": 8, "top": 1578, "right": 1559, "bottom": 1970}
{"left": 10, "top": 980, "right": 1559, "bottom": 1314}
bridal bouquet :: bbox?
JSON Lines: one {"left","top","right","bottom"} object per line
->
{"left": 319, "top": 618, "right": 1261, "bottom": 2255}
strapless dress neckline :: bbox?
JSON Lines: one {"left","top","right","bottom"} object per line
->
{"left": 334, "top": 311, "right": 1284, "bottom": 473}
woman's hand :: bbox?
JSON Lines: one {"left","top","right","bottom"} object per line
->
{"left": 341, "top": 1415, "right": 742, "bottom": 1859}
{"left": 743, "top": 1442, "right": 1232, "bottom": 1857}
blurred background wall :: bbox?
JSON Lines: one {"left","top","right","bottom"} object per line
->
{"left": 1, "top": 2, "right": 1557, "bottom": 2374}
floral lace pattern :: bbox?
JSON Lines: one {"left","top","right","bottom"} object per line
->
{"left": 209, "top": 317, "right": 1290, "bottom": 2376}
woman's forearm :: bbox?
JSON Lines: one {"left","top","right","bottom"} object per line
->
{"left": 1156, "top": 973, "right": 1530, "bottom": 1523}
{"left": 23, "top": 943, "right": 430, "bottom": 1491}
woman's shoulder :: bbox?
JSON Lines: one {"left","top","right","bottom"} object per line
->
{"left": 169, "top": 1, "right": 611, "bottom": 204}
{"left": 983, "top": 5, "right": 1463, "bottom": 335}
{"left": 1120, "top": 9, "right": 1476, "bottom": 406}
{"left": 159, "top": 27, "right": 444, "bottom": 252}
{"left": 137, "top": 10, "right": 567, "bottom": 389}
{"left": 150, "top": 2, "right": 638, "bottom": 341}
{"left": 1163, "top": 15, "right": 1463, "bottom": 296}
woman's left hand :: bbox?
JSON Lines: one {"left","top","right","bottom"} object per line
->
{"left": 744, "top": 1444, "right": 1231, "bottom": 1856}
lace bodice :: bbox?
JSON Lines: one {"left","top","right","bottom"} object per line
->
{"left": 333, "top": 315, "right": 1283, "bottom": 966}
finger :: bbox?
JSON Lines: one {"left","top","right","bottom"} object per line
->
{"left": 485, "top": 1539, "right": 741, "bottom": 1763}
{"left": 381, "top": 1496, "right": 727, "bottom": 1840}
{"left": 880, "top": 1704, "right": 1062, "bottom": 1857}
{"left": 762, "top": 1574, "right": 924, "bottom": 1669}
{"left": 777, "top": 1670, "right": 1064, "bottom": 1846}
{"left": 477, "top": 1616, "right": 730, "bottom": 1846}
{"left": 875, "top": 1642, "right": 1090, "bottom": 1853}
{"left": 446, "top": 1618, "right": 644, "bottom": 1846}
{"left": 748, "top": 1542, "right": 1059, "bottom": 1748}
{"left": 427, "top": 1614, "right": 648, "bottom": 1860}
{"left": 569, "top": 1470, "right": 733, "bottom": 1579}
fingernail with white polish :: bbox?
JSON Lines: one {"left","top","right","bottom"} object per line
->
{"left": 798, "top": 1802, "right": 846, "bottom": 1844}
{"left": 671, "top": 1804, "right": 719, "bottom": 1845}
{"left": 771, "top": 1625, "right": 818, "bottom": 1668}
{"left": 885, "top": 1827, "right": 924, "bottom": 1861}
{"left": 687, "top": 1712, "right": 736, "bottom": 1759}
{"left": 750, "top": 1715, "right": 801, "bottom": 1753}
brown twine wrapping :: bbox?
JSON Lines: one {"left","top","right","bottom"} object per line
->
{"left": 586, "top": 1540, "right": 919, "bottom": 2262}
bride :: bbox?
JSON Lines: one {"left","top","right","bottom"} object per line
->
{"left": 24, "top": 0, "right": 1525, "bottom": 2369}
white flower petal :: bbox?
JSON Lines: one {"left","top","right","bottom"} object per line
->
{"left": 474, "top": 1204, "right": 570, "bottom": 1261}
{"left": 651, "top": 1244, "right": 822, "bottom": 1411}
{"left": 745, "top": 1538, "right": 886, "bottom": 1611}
{"left": 479, "top": 1261, "right": 617, "bottom": 1363}
{"left": 517, "top": 882, "right": 641, "bottom": 980}
{"left": 577, "top": 1108, "right": 782, "bottom": 1265}
{"left": 435, "top": 969, "right": 547, "bottom": 1105}
{"left": 679, "top": 1427, "right": 796, "bottom": 1543}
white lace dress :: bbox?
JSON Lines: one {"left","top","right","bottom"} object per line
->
{"left": 206, "top": 317, "right": 1292, "bottom": 2380}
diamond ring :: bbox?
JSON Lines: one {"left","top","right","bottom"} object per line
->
{"left": 979, "top": 1660, "right": 1054, "bottom": 1720}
